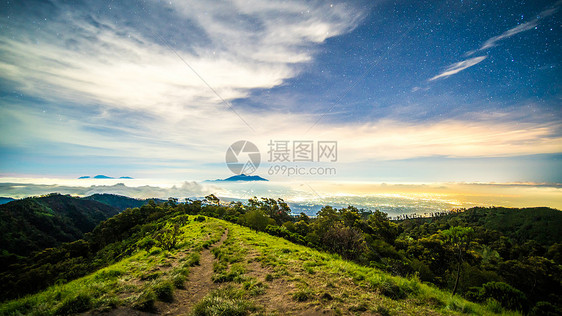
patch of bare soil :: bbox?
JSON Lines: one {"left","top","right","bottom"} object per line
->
{"left": 160, "top": 229, "right": 228, "bottom": 315}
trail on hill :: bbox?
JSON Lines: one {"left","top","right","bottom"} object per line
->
{"left": 162, "top": 229, "right": 228, "bottom": 315}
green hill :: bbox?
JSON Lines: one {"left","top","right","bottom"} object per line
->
{"left": 0, "top": 215, "right": 511, "bottom": 315}
{"left": 82, "top": 193, "right": 163, "bottom": 211}
{"left": 400, "top": 207, "right": 562, "bottom": 246}
{"left": 0, "top": 199, "right": 560, "bottom": 315}
{"left": 0, "top": 193, "right": 119, "bottom": 258}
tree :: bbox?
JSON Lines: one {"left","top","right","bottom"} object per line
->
{"left": 242, "top": 209, "right": 273, "bottom": 231}
{"left": 154, "top": 223, "right": 181, "bottom": 250}
{"left": 322, "top": 222, "right": 366, "bottom": 260}
{"left": 204, "top": 194, "right": 220, "bottom": 206}
{"left": 441, "top": 226, "right": 474, "bottom": 296}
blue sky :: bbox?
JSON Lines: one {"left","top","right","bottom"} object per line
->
{"left": 0, "top": 0, "right": 561, "bottom": 184}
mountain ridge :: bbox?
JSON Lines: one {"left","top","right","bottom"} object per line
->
{"left": 207, "top": 173, "right": 268, "bottom": 182}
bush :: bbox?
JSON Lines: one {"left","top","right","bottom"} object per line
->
{"left": 183, "top": 253, "right": 200, "bottom": 267}
{"left": 530, "top": 301, "right": 558, "bottom": 316}
{"left": 195, "top": 216, "right": 206, "bottom": 222}
{"left": 292, "top": 287, "right": 312, "bottom": 301}
{"left": 480, "top": 281, "right": 527, "bottom": 311}
{"left": 172, "top": 274, "right": 187, "bottom": 289}
{"left": 485, "top": 298, "right": 504, "bottom": 314}
{"left": 133, "top": 289, "right": 156, "bottom": 312}
{"left": 152, "top": 280, "right": 174, "bottom": 302}
{"left": 377, "top": 279, "right": 406, "bottom": 299}
{"left": 138, "top": 237, "right": 157, "bottom": 251}
{"left": 55, "top": 293, "right": 92, "bottom": 315}
{"left": 243, "top": 279, "right": 266, "bottom": 296}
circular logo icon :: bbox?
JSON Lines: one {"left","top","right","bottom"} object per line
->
{"left": 225, "top": 140, "right": 261, "bottom": 175}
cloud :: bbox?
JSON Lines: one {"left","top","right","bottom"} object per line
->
{"left": 428, "top": 56, "right": 487, "bottom": 81}
{"left": 0, "top": 181, "right": 223, "bottom": 199}
{"left": 0, "top": 0, "right": 366, "bottom": 116}
{"left": 1, "top": 0, "right": 561, "bottom": 181}
{"left": 428, "top": 1, "right": 561, "bottom": 82}
{"left": 475, "top": 2, "right": 560, "bottom": 53}
{"left": 0, "top": 0, "right": 370, "bottom": 169}
{"left": 478, "top": 21, "right": 538, "bottom": 51}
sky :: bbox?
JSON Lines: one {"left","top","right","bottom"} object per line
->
{"left": 0, "top": 0, "right": 561, "bottom": 204}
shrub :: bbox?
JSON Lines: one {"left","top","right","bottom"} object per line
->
{"left": 184, "top": 253, "right": 200, "bottom": 267}
{"left": 140, "top": 271, "right": 161, "bottom": 281}
{"left": 243, "top": 279, "right": 266, "bottom": 296}
{"left": 349, "top": 302, "right": 369, "bottom": 312}
{"left": 133, "top": 289, "right": 156, "bottom": 312}
{"left": 138, "top": 237, "right": 157, "bottom": 251}
{"left": 480, "top": 281, "right": 527, "bottom": 311}
{"left": 530, "top": 301, "right": 558, "bottom": 316}
{"left": 292, "top": 287, "right": 312, "bottom": 301}
{"left": 445, "top": 297, "right": 474, "bottom": 314}
{"left": 149, "top": 247, "right": 162, "bottom": 256}
{"left": 485, "top": 298, "right": 504, "bottom": 314}
{"left": 369, "top": 276, "right": 406, "bottom": 299}
{"left": 153, "top": 280, "right": 174, "bottom": 302}
{"left": 172, "top": 274, "right": 187, "bottom": 289}
{"left": 377, "top": 279, "right": 406, "bottom": 299}
{"left": 55, "top": 293, "right": 92, "bottom": 315}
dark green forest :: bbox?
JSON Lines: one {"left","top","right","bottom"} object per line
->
{"left": 0, "top": 193, "right": 560, "bottom": 315}
{"left": 0, "top": 193, "right": 119, "bottom": 258}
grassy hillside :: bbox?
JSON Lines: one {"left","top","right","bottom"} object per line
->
{"left": 0, "top": 216, "right": 515, "bottom": 315}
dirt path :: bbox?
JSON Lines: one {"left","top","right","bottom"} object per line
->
{"left": 162, "top": 229, "right": 228, "bottom": 315}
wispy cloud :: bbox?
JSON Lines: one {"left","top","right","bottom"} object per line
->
{"left": 429, "top": 56, "right": 487, "bottom": 81}
{"left": 428, "top": 1, "right": 561, "bottom": 82}
{"left": 472, "top": 1, "right": 561, "bottom": 54}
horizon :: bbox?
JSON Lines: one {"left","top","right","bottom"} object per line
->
{"left": 2, "top": 177, "right": 561, "bottom": 215}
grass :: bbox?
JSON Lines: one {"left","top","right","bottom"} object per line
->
{"left": 218, "top": 221, "right": 520, "bottom": 315}
{"left": 190, "top": 285, "right": 256, "bottom": 316}
{"left": 0, "top": 216, "right": 225, "bottom": 315}
{"left": 152, "top": 279, "right": 174, "bottom": 302}
{"left": 0, "top": 216, "right": 520, "bottom": 315}
{"left": 292, "top": 287, "right": 313, "bottom": 301}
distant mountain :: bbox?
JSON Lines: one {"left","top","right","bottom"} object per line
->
{"left": 0, "top": 197, "right": 15, "bottom": 205}
{"left": 209, "top": 174, "right": 268, "bottom": 182}
{"left": 77, "top": 175, "right": 134, "bottom": 179}
{"left": 0, "top": 193, "right": 119, "bottom": 258}
{"left": 93, "top": 175, "right": 114, "bottom": 179}
{"left": 83, "top": 193, "right": 162, "bottom": 211}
